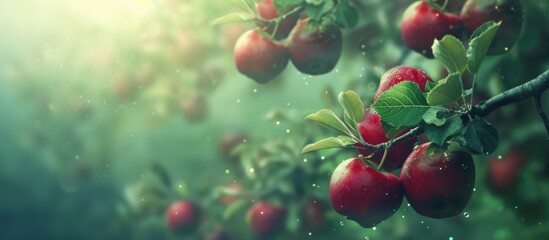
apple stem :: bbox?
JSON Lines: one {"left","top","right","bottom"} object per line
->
{"left": 441, "top": 0, "right": 449, "bottom": 11}
{"left": 377, "top": 140, "right": 392, "bottom": 171}
{"left": 254, "top": 5, "right": 304, "bottom": 32}
{"left": 468, "top": 73, "right": 478, "bottom": 111}
{"left": 271, "top": 19, "right": 281, "bottom": 39}
{"left": 533, "top": 94, "right": 549, "bottom": 140}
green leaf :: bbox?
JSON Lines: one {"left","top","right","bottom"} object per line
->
{"left": 372, "top": 81, "right": 430, "bottom": 127}
{"left": 467, "top": 21, "right": 501, "bottom": 73}
{"left": 212, "top": 12, "right": 254, "bottom": 26}
{"left": 427, "top": 72, "right": 463, "bottom": 106}
{"left": 301, "top": 136, "right": 357, "bottom": 153}
{"left": 433, "top": 35, "right": 467, "bottom": 74}
{"left": 423, "top": 108, "right": 447, "bottom": 126}
{"left": 274, "top": 0, "right": 304, "bottom": 14}
{"left": 227, "top": 0, "right": 253, "bottom": 12}
{"left": 424, "top": 117, "right": 463, "bottom": 146}
{"left": 338, "top": 91, "right": 365, "bottom": 127}
{"left": 462, "top": 119, "right": 499, "bottom": 154}
{"left": 334, "top": 1, "right": 358, "bottom": 28}
{"left": 304, "top": 0, "right": 334, "bottom": 21}
{"left": 223, "top": 199, "right": 249, "bottom": 220}
{"left": 305, "top": 109, "right": 353, "bottom": 136}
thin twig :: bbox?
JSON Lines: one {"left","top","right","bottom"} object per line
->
{"left": 534, "top": 94, "right": 549, "bottom": 140}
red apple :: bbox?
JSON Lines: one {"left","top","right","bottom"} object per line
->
{"left": 487, "top": 148, "right": 526, "bottom": 193}
{"left": 234, "top": 29, "right": 289, "bottom": 83}
{"left": 287, "top": 19, "right": 342, "bottom": 75}
{"left": 256, "top": 0, "right": 300, "bottom": 40}
{"left": 300, "top": 198, "right": 326, "bottom": 232}
{"left": 247, "top": 202, "right": 287, "bottom": 237}
{"left": 375, "top": 66, "right": 433, "bottom": 101}
{"left": 166, "top": 200, "right": 201, "bottom": 235}
{"left": 401, "top": 1, "right": 463, "bottom": 58}
{"left": 461, "top": 0, "right": 523, "bottom": 55}
{"left": 180, "top": 92, "right": 207, "bottom": 123}
{"left": 218, "top": 132, "right": 248, "bottom": 163}
{"left": 329, "top": 158, "right": 404, "bottom": 228}
{"left": 400, "top": 143, "right": 475, "bottom": 218}
{"left": 356, "top": 109, "right": 415, "bottom": 171}
{"left": 219, "top": 182, "right": 244, "bottom": 206}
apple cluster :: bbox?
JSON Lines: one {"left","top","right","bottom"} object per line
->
{"left": 233, "top": 0, "right": 343, "bottom": 83}
{"left": 401, "top": 0, "right": 523, "bottom": 57}
{"left": 329, "top": 66, "right": 476, "bottom": 227}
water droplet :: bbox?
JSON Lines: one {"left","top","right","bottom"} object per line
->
{"left": 339, "top": 221, "right": 344, "bottom": 226}
{"left": 372, "top": 227, "right": 376, "bottom": 231}
{"left": 504, "top": 47, "right": 509, "bottom": 51}
{"left": 308, "top": 232, "right": 312, "bottom": 236}
{"left": 321, "top": 156, "right": 325, "bottom": 160}
{"left": 449, "top": 237, "right": 454, "bottom": 240}
{"left": 497, "top": 155, "right": 502, "bottom": 159}
{"left": 260, "top": 211, "right": 264, "bottom": 215}
{"left": 249, "top": 168, "right": 255, "bottom": 173}
{"left": 303, "top": 158, "right": 308, "bottom": 163}
{"left": 253, "top": 89, "right": 258, "bottom": 93}
{"left": 276, "top": 121, "right": 280, "bottom": 125}
{"left": 225, "top": 169, "right": 230, "bottom": 174}
{"left": 286, "top": 129, "right": 290, "bottom": 133}
{"left": 463, "top": 212, "right": 470, "bottom": 218}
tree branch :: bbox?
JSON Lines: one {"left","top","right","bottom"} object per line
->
{"left": 473, "top": 69, "right": 549, "bottom": 117}
{"left": 351, "top": 69, "right": 549, "bottom": 153}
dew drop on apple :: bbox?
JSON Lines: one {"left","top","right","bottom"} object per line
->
{"left": 463, "top": 212, "right": 470, "bottom": 218}
{"left": 449, "top": 237, "right": 454, "bottom": 240}
{"left": 339, "top": 221, "right": 344, "bottom": 226}
{"left": 225, "top": 169, "right": 230, "bottom": 174}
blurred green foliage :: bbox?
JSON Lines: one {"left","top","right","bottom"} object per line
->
{"left": 1, "top": 0, "right": 549, "bottom": 239}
